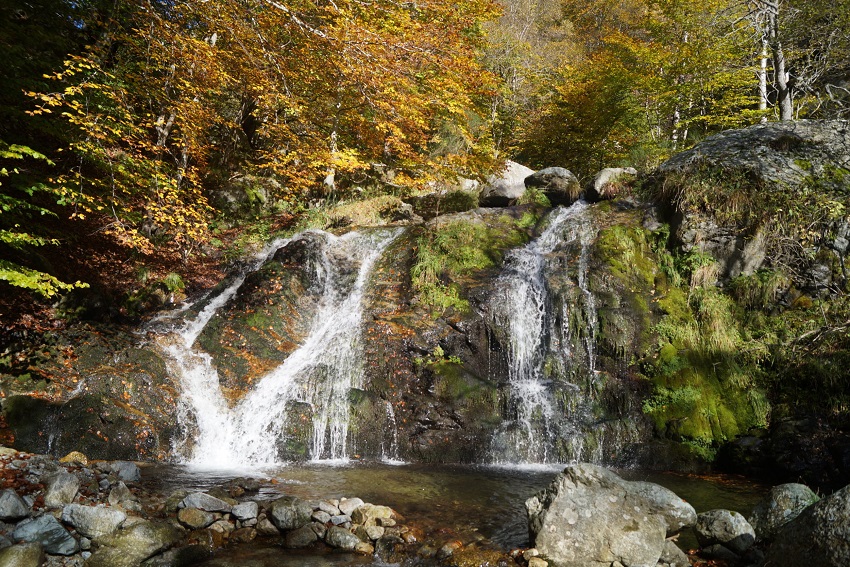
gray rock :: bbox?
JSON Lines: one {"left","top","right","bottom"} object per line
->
{"left": 338, "top": 497, "right": 364, "bottom": 517}
{"left": 0, "top": 490, "right": 29, "bottom": 521}
{"left": 330, "top": 514, "right": 351, "bottom": 526}
{"left": 629, "top": 481, "right": 697, "bottom": 535}
{"left": 179, "top": 492, "right": 232, "bottom": 513}
{"left": 268, "top": 496, "right": 312, "bottom": 531}
{"left": 176, "top": 507, "right": 215, "bottom": 529}
{"left": 701, "top": 543, "right": 741, "bottom": 562}
{"left": 748, "top": 483, "right": 820, "bottom": 542}
{"left": 479, "top": 161, "right": 533, "bottom": 206}
{"left": 694, "top": 509, "right": 755, "bottom": 555}
{"left": 0, "top": 542, "right": 44, "bottom": 567}
{"left": 658, "top": 540, "right": 689, "bottom": 567}
{"left": 255, "top": 517, "right": 279, "bottom": 536}
{"left": 44, "top": 471, "right": 80, "bottom": 507}
{"left": 351, "top": 503, "right": 394, "bottom": 526}
{"left": 61, "top": 503, "right": 127, "bottom": 539}
{"left": 13, "top": 515, "right": 79, "bottom": 555}
{"left": 312, "top": 510, "right": 331, "bottom": 524}
{"left": 325, "top": 525, "right": 361, "bottom": 550}
{"left": 109, "top": 461, "right": 141, "bottom": 483}
{"left": 526, "top": 464, "right": 667, "bottom": 567}
{"left": 524, "top": 167, "right": 581, "bottom": 206}
{"left": 318, "top": 501, "right": 340, "bottom": 516}
{"left": 284, "top": 525, "right": 318, "bottom": 548}
{"left": 108, "top": 482, "right": 139, "bottom": 508}
{"left": 231, "top": 501, "right": 258, "bottom": 521}
{"left": 585, "top": 167, "right": 638, "bottom": 202}
{"left": 311, "top": 521, "right": 328, "bottom": 539}
{"left": 87, "top": 520, "right": 182, "bottom": 567}
{"left": 763, "top": 483, "right": 850, "bottom": 567}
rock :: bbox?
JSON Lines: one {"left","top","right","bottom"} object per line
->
{"left": 763, "top": 483, "right": 850, "bottom": 567}
{"left": 528, "top": 558, "right": 548, "bottom": 567}
{"left": 140, "top": 545, "right": 210, "bottom": 567}
{"left": 230, "top": 527, "right": 256, "bottom": 544}
{"left": 59, "top": 451, "right": 89, "bottom": 465}
{"left": 255, "top": 517, "right": 279, "bottom": 536}
{"left": 108, "top": 482, "right": 139, "bottom": 508}
{"left": 312, "top": 510, "right": 331, "bottom": 524}
{"left": 325, "top": 525, "right": 361, "bottom": 550}
{"left": 311, "top": 522, "right": 328, "bottom": 540}
{"left": 658, "top": 540, "right": 690, "bottom": 567}
{"left": 355, "top": 541, "right": 375, "bottom": 555}
{"left": 526, "top": 464, "right": 668, "bottom": 567}
{"left": 0, "top": 489, "right": 29, "bottom": 521}
{"left": 437, "top": 540, "right": 463, "bottom": 559}
{"left": 177, "top": 508, "right": 215, "bottom": 530}
{"left": 747, "top": 482, "right": 820, "bottom": 542}
{"left": 61, "top": 503, "right": 127, "bottom": 539}
{"left": 230, "top": 501, "right": 258, "bottom": 521}
{"left": 179, "top": 492, "right": 232, "bottom": 513}
{"left": 355, "top": 524, "right": 385, "bottom": 541}
{"left": 284, "top": 525, "right": 318, "bottom": 548}
{"left": 694, "top": 509, "right": 755, "bottom": 555}
{"left": 164, "top": 490, "right": 190, "bottom": 514}
{"left": 87, "top": 520, "right": 182, "bottom": 567}
{"left": 585, "top": 167, "right": 638, "bottom": 202}
{"left": 208, "top": 519, "right": 235, "bottom": 536}
{"left": 44, "top": 470, "right": 80, "bottom": 507}
{"left": 351, "top": 503, "right": 394, "bottom": 526}
{"left": 628, "top": 481, "right": 697, "bottom": 535}
{"left": 318, "top": 501, "right": 340, "bottom": 516}
{"left": 268, "top": 496, "right": 312, "bottom": 531}
{"left": 12, "top": 514, "right": 79, "bottom": 555}
{"left": 330, "top": 514, "right": 351, "bottom": 526}
{"left": 109, "top": 461, "right": 141, "bottom": 483}
{"left": 338, "top": 497, "right": 364, "bottom": 516}
{"left": 524, "top": 167, "right": 581, "bottom": 206}
{"left": 0, "top": 542, "right": 44, "bottom": 567}
{"left": 479, "top": 161, "right": 533, "bottom": 206}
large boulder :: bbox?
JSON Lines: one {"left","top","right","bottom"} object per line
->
{"left": 0, "top": 543, "right": 44, "bottom": 567}
{"left": 44, "top": 470, "right": 80, "bottom": 508}
{"left": 694, "top": 509, "right": 755, "bottom": 555}
{"left": 86, "top": 520, "right": 182, "bottom": 567}
{"left": 526, "top": 464, "right": 694, "bottom": 567}
{"left": 0, "top": 489, "right": 29, "bottom": 521}
{"left": 268, "top": 496, "right": 313, "bottom": 531}
{"left": 585, "top": 167, "right": 638, "bottom": 203}
{"left": 12, "top": 515, "right": 79, "bottom": 556}
{"left": 524, "top": 167, "right": 581, "bottom": 206}
{"left": 479, "top": 161, "right": 533, "bottom": 206}
{"left": 748, "top": 483, "right": 820, "bottom": 542}
{"left": 763, "top": 483, "right": 850, "bottom": 567}
{"left": 61, "top": 503, "right": 127, "bottom": 540}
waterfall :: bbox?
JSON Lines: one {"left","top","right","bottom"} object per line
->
{"left": 489, "top": 202, "right": 599, "bottom": 464}
{"left": 161, "top": 228, "right": 400, "bottom": 468}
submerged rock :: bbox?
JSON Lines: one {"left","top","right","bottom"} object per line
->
{"left": 44, "top": 470, "right": 80, "bottom": 508}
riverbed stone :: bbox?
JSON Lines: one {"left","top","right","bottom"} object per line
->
{"left": 255, "top": 517, "right": 279, "bottom": 536}
{"left": 325, "top": 525, "right": 361, "bottom": 550}
{"left": 0, "top": 490, "right": 29, "bottom": 521}
{"left": 356, "top": 524, "right": 385, "bottom": 541}
{"left": 747, "top": 483, "right": 820, "bottom": 542}
{"left": 338, "top": 497, "right": 364, "bottom": 516}
{"left": 658, "top": 540, "right": 689, "bottom": 567}
{"left": 268, "top": 496, "right": 312, "bottom": 530}
{"left": 351, "top": 503, "right": 394, "bottom": 526}
{"left": 0, "top": 542, "right": 44, "bottom": 567}
{"left": 13, "top": 515, "right": 79, "bottom": 555}
{"left": 109, "top": 461, "right": 141, "bottom": 483}
{"left": 108, "top": 482, "right": 141, "bottom": 510}
{"left": 230, "top": 501, "right": 258, "bottom": 521}
{"left": 140, "top": 545, "right": 210, "bottom": 567}
{"left": 312, "top": 510, "right": 331, "bottom": 523}
{"left": 61, "top": 503, "right": 127, "bottom": 539}
{"left": 44, "top": 471, "right": 80, "bottom": 507}
{"left": 629, "top": 481, "right": 697, "bottom": 535}
{"left": 284, "top": 525, "right": 318, "bottom": 548}
{"left": 330, "top": 514, "right": 351, "bottom": 526}
{"left": 318, "top": 500, "right": 340, "bottom": 516}
{"left": 180, "top": 492, "right": 232, "bottom": 513}
{"left": 87, "top": 520, "right": 182, "bottom": 567}
{"left": 526, "top": 464, "right": 668, "bottom": 567}
{"left": 694, "top": 509, "right": 755, "bottom": 555}
{"left": 177, "top": 507, "right": 215, "bottom": 530}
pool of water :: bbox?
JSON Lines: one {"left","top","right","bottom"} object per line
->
{"left": 141, "top": 461, "right": 766, "bottom": 565}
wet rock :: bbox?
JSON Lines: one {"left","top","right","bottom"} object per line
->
{"left": 0, "top": 542, "right": 44, "bottom": 567}
{"left": 284, "top": 525, "right": 318, "bottom": 548}
{"left": 700, "top": 543, "right": 741, "bottom": 562}
{"left": 351, "top": 503, "right": 394, "bottom": 526}
{"left": 44, "top": 471, "right": 80, "bottom": 507}
{"left": 658, "top": 540, "right": 689, "bottom": 567}
{"left": 584, "top": 167, "right": 637, "bottom": 203}
{"left": 179, "top": 493, "right": 232, "bottom": 513}
{"left": 13, "top": 515, "right": 79, "bottom": 556}
{"left": 268, "top": 496, "right": 312, "bottom": 531}
{"left": 330, "top": 514, "right": 351, "bottom": 526}
{"left": 230, "top": 527, "right": 256, "bottom": 544}
{"left": 87, "top": 520, "right": 182, "bottom": 567}
{"left": 141, "top": 544, "right": 210, "bottom": 567}
{"left": 747, "top": 483, "right": 820, "bottom": 542}
{"left": 338, "top": 497, "right": 364, "bottom": 516}
{"left": 255, "top": 517, "right": 279, "bottom": 536}
{"left": 318, "top": 501, "right": 340, "bottom": 516}
{"left": 437, "top": 540, "right": 462, "bottom": 559}
{"left": 479, "top": 161, "right": 532, "bottom": 206}
{"left": 164, "top": 490, "right": 190, "bottom": 514}
{"left": 0, "top": 489, "right": 30, "bottom": 521}
{"left": 694, "top": 509, "right": 755, "bottom": 555}
{"left": 310, "top": 521, "right": 327, "bottom": 540}
{"left": 763, "top": 483, "right": 850, "bottom": 567}
{"left": 59, "top": 452, "right": 89, "bottom": 466}
{"left": 325, "top": 525, "right": 361, "bottom": 550}
{"left": 526, "top": 464, "right": 668, "bottom": 567}
{"left": 528, "top": 557, "right": 548, "bottom": 567}
{"left": 230, "top": 501, "right": 258, "bottom": 522}
{"left": 61, "top": 503, "right": 127, "bottom": 539}
{"left": 355, "top": 524, "right": 385, "bottom": 541}
{"left": 355, "top": 541, "right": 374, "bottom": 555}
{"left": 629, "top": 481, "right": 697, "bottom": 535}
{"left": 524, "top": 167, "right": 581, "bottom": 206}
{"left": 177, "top": 508, "right": 215, "bottom": 530}
{"left": 311, "top": 510, "right": 331, "bottom": 523}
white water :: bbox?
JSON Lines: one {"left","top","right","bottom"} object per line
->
{"left": 489, "top": 202, "right": 599, "bottom": 464}
{"left": 161, "top": 229, "right": 399, "bottom": 468}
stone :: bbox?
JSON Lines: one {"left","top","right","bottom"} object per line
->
{"left": 108, "top": 482, "right": 140, "bottom": 508}
{"left": 207, "top": 519, "right": 235, "bottom": 535}
{"left": 44, "top": 471, "right": 80, "bottom": 507}
{"left": 110, "top": 461, "right": 141, "bottom": 483}
{"left": 528, "top": 558, "right": 548, "bottom": 567}
{"left": 59, "top": 451, "right": 89, "bottom": 465}
{"left": 311, "top": 521, "right": 328, "bottom": 539}
{"left": 351, "top": 503, "right": 394, "bottom": 526}
{"left": 584, "top": 167, "right": 638, "bottom": 202}
{"left": 13, "top": 515, "right": 79, "bottom": 556}
{"left": 701, "top": 543, "right": 741, "bottom": 562}
{"left": 312, "top": 510, "right": 331, "bottom": 524}
{"left": 763, "top": 483, "right": 850, "bottom": 567}
{"left": 355, "top": 541, "right": 375, "bottom": 555}
{"left": 164, "top": 490, "right": 190, "bottom": 514}
{"left": 179, "top": 492, "right": 232, "bottom": 513}
{"left": 61, "top": 503, "right": 127, "bottom": 539}
{"left": 526, "top": 464, "right": 668, "bottom": 567}
{"left": 87, "top": 520, "right": 182, "bottom": 567}
{"left": 658, "top": 540, "right": 690, "bottom": 567}
{"left": 337, "top": 497, "right": 364, "bottom": 516}
{"left": 268, "top": 496, "right": 313, "bottom": 531}
{"left": 355, "top": 524, "right": 385, "bottom": 541}
{"left": 694, "top": 509, "right": 755, "bottom": 555}
{"left": 284, "top": 525, "right": 318, "bottom": 548}
{"left": 747, "top": 483, "right": 820, "bottom": 542}
{"left": 177, "top": 508, "right": 215, "bottom": 530}
{"left": 628, "top": 481, "right": 697, "bottom": 535}
{"left": 318, "top": 500, "right": 341, "bottom": 516}
{"left": 479, "top": 161, "right": 533, "bottom": 206}
{"left": 0, "top": 489, "right": 29, "bottom": 521}
{"left": 330, "top": 514, "right": 351, "bottom": 526}
{"left": 140, "top": 545, "right": 210, "bottom": 567}
{"left": 325, "top": 525, "right": 361, "bottom": 550}
{"left": 255, "top": 517, "right": 279, "bottom": 536}
{"left": 230, "top": 527, "right": 256, "bottom": 544}
{"left": 230, "top": 501, "right": 258, "bottom": 521}
{"left": 0, "top": 542, "right": 44, "bottom": 567}
{"left": 437, "top": 540, "right": 463, "bottom": 559}
{"left": 524, "top": 167, "right": 581, "bottom": 206}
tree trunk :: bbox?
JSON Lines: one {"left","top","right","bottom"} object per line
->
{"left": 768, "top": 8, "right": 793, "bottom": 120}
{"left": 758, "top": 39, "right": 769, "bottom": 122}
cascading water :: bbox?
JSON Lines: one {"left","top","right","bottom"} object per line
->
{"left": 488, "top": 201, "right": 600, "bottom": 464}
{"left": 161, "top": 228, "right": 400, "bottom": 468}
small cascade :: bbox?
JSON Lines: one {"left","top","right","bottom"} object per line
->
{"left": 161, "top": 229, "right": 399, "bottom": 468}
{"left": 381, "top": 401, "right": 404, "bottom": 464}
{"left": 489, "top": 202, "right": 601, "bottom": 464}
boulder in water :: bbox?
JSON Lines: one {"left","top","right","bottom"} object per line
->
{"left": 479, "top": 161, "right": 533, "bottom": 206}
{"left": 179, "top": 492, "right": 232, "bottom": 513}
{"left": 694, "top": 509, "right": 755, "bottom": 555}
{"left": 325, "top": 525, "right": 362, "bottom": 550}
{"left": 748, "top": 483, "right": 820, "bottom": 542}
{"left": 524, "top": 167, "right": 581, "bottom": 206}
{"left": 61, "top": 503, "right": 127, "bottom": 539}
{"left": 87, "top": 520, "right": 182, "bottom": 567}
{"left": 268, "top": 496, "right": 313, "bottom": 531}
